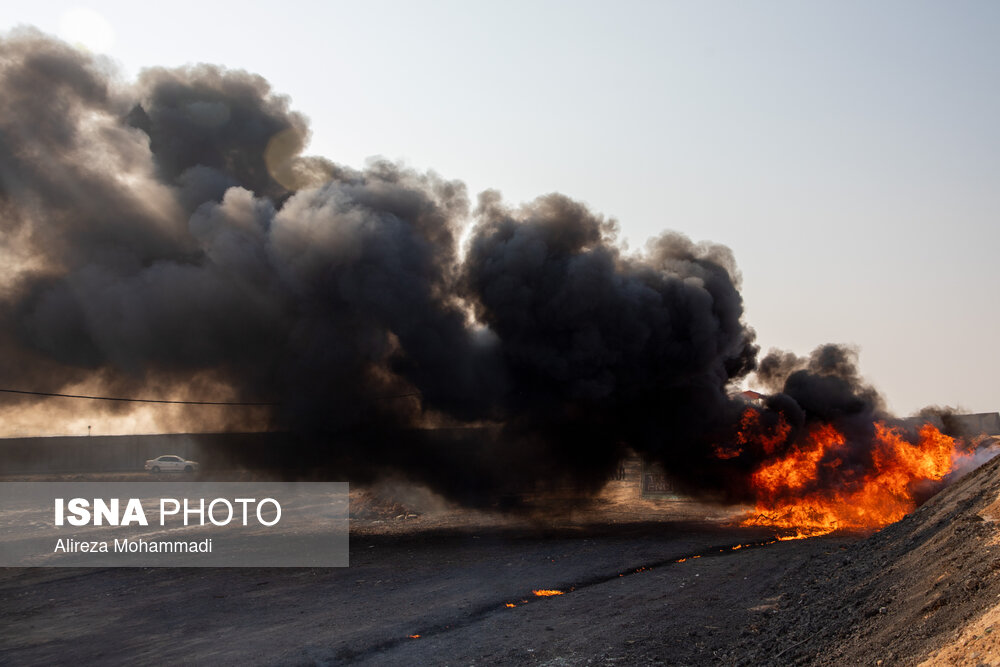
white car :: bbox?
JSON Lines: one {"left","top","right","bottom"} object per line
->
{"left": 144, "top": 455, "right": 199, "bottom": 474}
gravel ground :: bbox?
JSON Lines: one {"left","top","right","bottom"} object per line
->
{"left": 2, "top": 460, "right": 1000, "bottom": 666}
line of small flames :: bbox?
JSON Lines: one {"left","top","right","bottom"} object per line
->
{"left": 406, "top": 539, "right": 782, "bottom": 639}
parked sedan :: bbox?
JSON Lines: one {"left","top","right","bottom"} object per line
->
{"left": 144, "top": 455, "right": 199, "bottom": 473}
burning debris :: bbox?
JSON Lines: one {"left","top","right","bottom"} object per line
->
{"left": 718, "top": 346, "right": 978, "bottom": 537}
{"left": 0, "top": 29, "right": 987, "bottom": 527}
{"left": 740, "top": 420, "right": 965, "bottom": 538}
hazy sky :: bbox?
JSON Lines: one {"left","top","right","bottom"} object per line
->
{"left": 3, "top": 1, "right": 998, "bottom": 417}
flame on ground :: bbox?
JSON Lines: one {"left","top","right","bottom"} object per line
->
{"left": 737, "top": 413, "right": 967, "bottom": 538}
{"left": 532, "top": 589, "right": 564, "bottom": 597}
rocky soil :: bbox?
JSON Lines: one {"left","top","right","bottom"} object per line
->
{"left": 733, "top": 453, "right": 1000, "bottom": 666}
{"left": 2, "top": 456, "right": 1000, "bottom": 665}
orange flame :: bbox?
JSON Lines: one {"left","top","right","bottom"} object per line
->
{"left": 736, "top": 408, "right": 791, "bottom": 455}
{"left": 741, "top": 419, "right": 966, "bottom": 538}
{"left": 532, "top": 589, "right": 564, "bottom": 597}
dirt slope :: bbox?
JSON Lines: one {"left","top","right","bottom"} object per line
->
{"left": 735, "top": 453, "right": 1000, "bottom": 666}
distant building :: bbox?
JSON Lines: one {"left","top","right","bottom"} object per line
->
{"left": 735, "top": 389, "right": 767, "bottom": 406}
{"left": 945, "top": 413, "right": 1000, "bottom": 437}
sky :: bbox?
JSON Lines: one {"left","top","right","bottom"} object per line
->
{"left": 2, "top": 0, "right": 998, "bottom": 419}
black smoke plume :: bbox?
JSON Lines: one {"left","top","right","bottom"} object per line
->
{"left": 0, "top": 29, "right": 946, "bottom": 508}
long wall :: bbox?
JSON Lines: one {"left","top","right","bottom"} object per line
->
{"left": 0, "top": 432, "right": 282, "bottom": 474}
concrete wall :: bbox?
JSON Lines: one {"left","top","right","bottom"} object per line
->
{"left": 0, "top": 432, "right": 281, "bottom": 474}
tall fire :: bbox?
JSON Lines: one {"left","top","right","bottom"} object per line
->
{"left": 733, "top": 409, "right": 969, "bottom": 538}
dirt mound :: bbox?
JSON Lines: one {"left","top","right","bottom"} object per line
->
{"left": 735, "top": 452, "right": 1000, "bottom": 666}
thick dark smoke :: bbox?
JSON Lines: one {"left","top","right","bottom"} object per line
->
{"left": 0, "top": 30, "right": 946, "bottom": 507}
{"left": 715, "top": 344, "right": 965, "bottom": 506}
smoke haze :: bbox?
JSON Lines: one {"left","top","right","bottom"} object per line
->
{"left": 0, "top": 29, "right": 954, "bottom": 506}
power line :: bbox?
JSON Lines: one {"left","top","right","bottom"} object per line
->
{"left": 0, "top": 387, "right": 422, "bottom": 406}
{"left": 0, "top": 388, "right": 277, "bottom": 406}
